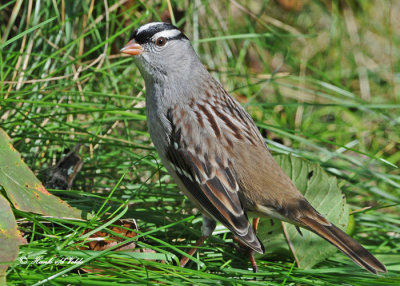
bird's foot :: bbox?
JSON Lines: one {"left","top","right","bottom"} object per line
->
{"left": 233, "top": 236, "right": 259, "bottom": 273}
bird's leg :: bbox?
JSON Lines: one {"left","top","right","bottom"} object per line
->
{"left": 180, "top": 216, "right": 216, "bottom": 267}
{"left": 253, "top": 217, "right": 260, "bottom": 232}
{"left": 249, "top": 218, "right": 260, "bottom": 272}
{"left": 233, "top": 217, "right": 260, "bottom": 272}
{"left": 179, "top": 235, "right": 208, "bottom": 267}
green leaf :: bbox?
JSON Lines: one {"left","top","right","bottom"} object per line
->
{"left": 0, "top": 128, "right": 82, "bottom": 219}
{"left": 257, "top": 154, "right": 349, "bottom": 269}
{"left": 0, "top": 194, "right": 24, "bottom": 284}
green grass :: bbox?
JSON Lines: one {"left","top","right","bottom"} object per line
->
{"left": 1, "top": 0, "right": 399, "bottom": 284}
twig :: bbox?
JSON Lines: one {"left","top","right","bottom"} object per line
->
{"left": 282, "top": 221, "right": 300, "bottom": 268}
{"left": 83, "top": 0, "right": 130, "bottom": 34}
{"left": 166, "top": 0, "right": 176, "bottom": 25}
{"left": 388, "top": 0, "right": 396, "bottom": 103}
{"left": 343, "top": 3, "right": 371, "bottom": 100}
{"left": 349, "top": 206, "right": 372, "bottom": 215}
{"left": 5, "top": 0, "right": 29, "bottom": 100}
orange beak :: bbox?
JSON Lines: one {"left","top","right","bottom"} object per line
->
{"left": 120, "top": 39, "right": 143, "bottom": 55}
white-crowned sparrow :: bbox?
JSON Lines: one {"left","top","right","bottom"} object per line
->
{"left": 121, "top": 22, "right": 386, "bottom": 274}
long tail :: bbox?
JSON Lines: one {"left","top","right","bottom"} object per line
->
{"left": 299, "top": 216, "right": 387, "bottom": 274}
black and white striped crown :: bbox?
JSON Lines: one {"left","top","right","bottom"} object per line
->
{"left": 130, "top": 22, "right": 188, "bottom": 44}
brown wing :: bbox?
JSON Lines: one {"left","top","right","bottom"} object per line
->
{"left": 165, "top": 107, "right": 264, "bottom": 254}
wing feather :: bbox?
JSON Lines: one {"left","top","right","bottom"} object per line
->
{"left": 165, "top": 107, "right": 263, "bottom": 253}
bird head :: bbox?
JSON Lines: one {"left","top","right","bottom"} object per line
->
{"left": 121, "top": 22, "right": 197, "bottom": 82}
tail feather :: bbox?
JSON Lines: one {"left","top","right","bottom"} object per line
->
{"left": 299, "top": 216, "right": 387, "bottom": 274}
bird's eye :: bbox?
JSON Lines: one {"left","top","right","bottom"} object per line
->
{"left": 155, "top": 37, "right": 167, "bottom": 47}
